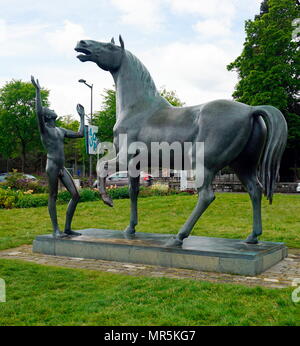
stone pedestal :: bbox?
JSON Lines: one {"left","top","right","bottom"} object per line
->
{"left": 33, "top": 229, "right": 287, "bottom": 276}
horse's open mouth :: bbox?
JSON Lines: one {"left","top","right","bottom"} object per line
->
{"left": 75, "top": 47, "right": 92, "bottom": 61}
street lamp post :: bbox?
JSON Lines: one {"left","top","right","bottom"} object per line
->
{"left": 78, "top": 79, "right": 93, "bottom": 182}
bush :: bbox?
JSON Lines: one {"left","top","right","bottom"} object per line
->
{"left": 79, "top": 189, "right": 100, "bottom": 202}
{"left": 0, "top": 189, "right": 19, "bottom": 209}
{"left": 16, "top": 194, "right": 48, "bottom": 208}
{"left": 0, "top": 185, "right": 192, "bottom": 209}
{"left": 57, "top": 189, "right": 100, "bottom": 204}
{"left": 105, "top": 185, "right": 184, "bottom": 199}
{"left": 107, "top": 186, "right": 129, "bottom": 199}
{"left": 1, "top": 170, "right": 47, "bottom": 193}
{"left": 14, "top": 189, "right": 101, "bottom": 208}
{"left": 80, "top": 177, "right": 93, "bottom": 188}
{"left": 139, "top": 186, "right": 179, "bottom": 197}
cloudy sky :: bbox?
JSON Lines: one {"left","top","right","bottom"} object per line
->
{"left": 0, "top": 0, "right": 262, "bottom": 120}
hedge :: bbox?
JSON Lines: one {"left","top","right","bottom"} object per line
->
{"left": 0, "top": 185, "right": 192, "bottom": 209}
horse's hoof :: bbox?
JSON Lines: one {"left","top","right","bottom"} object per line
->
{"left": 165, "top": 237, "right": 183, "bottom": 248}
{"left": 63, "top": 230, "right": 82, "bottom": 237}
{"left": 245, "top": 235, "right": 259, "bottom": 244}
{"left": 101, "top": 194, "right": 113, "bottom": 207}
{"left": 52, "top": 230, "right": 67, "bottom": 238}
{"left": 124, "top": 226, "right": 136, "bottom": 238}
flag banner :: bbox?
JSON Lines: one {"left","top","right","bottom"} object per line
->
{"left": 86, "top": 124, "right": 99, "bottom": 155}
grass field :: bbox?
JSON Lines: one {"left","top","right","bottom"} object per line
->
{"left": 0, "top": 259, "right": 299, "bottom": 326}
{"left": 0, "top": 193, "right": 300, "bottom": 250}
{"left": 0, "top": 193, "right": 299, "bottom": 326}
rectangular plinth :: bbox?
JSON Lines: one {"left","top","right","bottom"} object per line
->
{"left": 32, "top": 229, "right": 288, "bottom": 276}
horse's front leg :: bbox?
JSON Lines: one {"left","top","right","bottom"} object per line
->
{"left": 124, "top": 175, "right": 140, "bottom": 235}
{"left": 97, "top": 156, "right": 119, "bottom": 207}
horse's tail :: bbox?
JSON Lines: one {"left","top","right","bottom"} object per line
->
{"left": 252, "top": 105, "right": 288, "bottom": 204}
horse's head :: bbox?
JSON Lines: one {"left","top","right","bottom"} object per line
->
{"left": 75, "top": 36, "right": 125, "bottom": 72}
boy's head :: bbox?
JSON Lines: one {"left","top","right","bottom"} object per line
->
{"left": 43, "top": 107, "right": 58, "bottom": 121}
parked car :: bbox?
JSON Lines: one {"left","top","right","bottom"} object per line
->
{"left": 296, "top": 183, "right": 300, "bottom": 192}
{"left": 0, "top": 172, "right": 37, "bottom": 183}
{"left": 93, "top": 171, "right": 154, "bottom": 187}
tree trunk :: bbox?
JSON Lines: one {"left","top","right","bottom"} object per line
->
{"left": 74, "top": 150, "right": 78, "bottom": 176}
{"left": 21, "top": 144, "right": 26, "bottom": 173}
{"left": 294, "top": 148, "right": 299, "bottom": 181}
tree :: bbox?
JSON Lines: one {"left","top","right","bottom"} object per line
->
{"left": 227, "top": 0, "right": 300, "bottom": 180}
{"left": 93, "top": 87, "right": 185, "bottom": 143}
{"left": 0, "top": 79, "right": 49, "bottom": 172}
{"left": 258, "top": 0, "right": 269, "bottom": 17}
{"left": 93, "top": 88, "right": 116, "bottom": 143}
{"left": 159, "top": 87, "right": 185, "bottom": 107}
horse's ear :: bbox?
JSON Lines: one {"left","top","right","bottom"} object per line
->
{"left": 111, "top": 37, "right": 115, "bottom": 45}
{"left": 119, "top": 35, "right": 125, "bottom": 49}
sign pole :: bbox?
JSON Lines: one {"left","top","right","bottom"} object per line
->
{"left": 78, "top": 79, "right": 93, "bottom": 183}
{"left": 89, "top": 84, "right": 93, "bottom": 182}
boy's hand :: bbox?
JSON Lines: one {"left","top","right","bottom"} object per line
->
{"left": 31, "top": 76, "right": 41, "bottom": 90}
{"left": 76, "top": 104, "right": 85, "bottom": 118}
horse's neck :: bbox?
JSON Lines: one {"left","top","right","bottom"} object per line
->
{"left": 112, "top": 52, "right": 167, "bottom": 119}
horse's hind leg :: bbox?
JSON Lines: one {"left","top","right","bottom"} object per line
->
{"left": 124, "top": 176, "right": 140, "bottom": 236}
{"left": 230, "top": 115, "right": 266, "bottom": 244}
{"left": 230, "top": 162, "right": 263, "bottom": 244}
{"left": 166, "top": 170, "right": 215, "bottom": 247}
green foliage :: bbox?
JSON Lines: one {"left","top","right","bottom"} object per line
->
{"left": 1, "top": 170, "right": 47, "bottom": 193}
{"left": 139, "top": 185, "right": 186, "bottom": 197}
{"left": 107, "top": 186, "right": 129, "bottom": 199}
{"left": 57, "top": 189, "right": 100, "bottom": 204}
{"left": 227, "top": 0, "right": 300, "bottom": 165}
{"left": 259, "top": 0, "right": 269, "bottom": 16}
{"left": 14, "top": 189, "right": 101, "bottom": 209}
{"left": 0, "top": 79, "right": 49, "bottom": 170}
{"left": 0, "top": 188, "right": 18, "bottom": 208}
{"left": 78, "top": 188, "right": 100, "bottom": 202}
{"left": 93, "top": 88, "right": 116, "bottom": 143}
{"left": 15, "top": 193, "right": 48, "bottom": 208}
{"left": 159, "top": 87, "right": 185, "bottom": 106}
{"left": 0, "top": 183, "right": 189, "bottom": 209}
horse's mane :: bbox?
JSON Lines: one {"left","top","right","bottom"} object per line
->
{"left": 125, "top": 50, "right": 159, "bottom": 97}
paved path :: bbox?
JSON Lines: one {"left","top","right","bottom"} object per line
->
{"left": 1, "top": 245, "right": 300, "bottom": 289}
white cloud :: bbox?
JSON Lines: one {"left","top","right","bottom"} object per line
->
{"left": 0, "top": 17, "right": 111, "bottom": 116}
{"left": 0, "top": 20, "right": 6, "bottom": 42}
{"left": 0, "top": 19, "right": 47, "bottom": 41}
{"left": 166, "top": 0, "right": 237, "bottom": 40}
{"left": 0, "top": 19, "right": 47, "bottom": 56}
{"left": 0, "top": 0, "right": 263, "bottom": 117}
{"left": 167, "top": 0, "right": 236, "bottom": 20}
{"left": 45, "top": 20, "right": 88, "bottom": 56}
{"left": 27, "top": 62, "right": 113, "bottom": 118}
{"left": 140, "top": 41, "right": 239, "bottom": 105}
{"left": 193, "top": 18, "right": 232, "bottom": 38}
{"left": 110, "top": 0, "right": 165, "bottom": 32}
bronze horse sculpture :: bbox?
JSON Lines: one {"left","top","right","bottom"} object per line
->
{"left": 75, "top": 36, "right": 287, "bottom": 247}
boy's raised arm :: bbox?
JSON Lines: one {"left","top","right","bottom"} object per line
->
{"left": 63, "top": 104, "right": 85, "bottom": 138}
{"left": 31, "top": 76, "right": 45, "bottom": 133}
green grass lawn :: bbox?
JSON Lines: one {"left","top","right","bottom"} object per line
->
{"left": 0, "top": 193, "right": 300, "bottom": 250}
{"left": 0, "top": 193, "right": 299, "bottom": 326}
{"left": 0, "top": 259, "right": 299, "bottom": 326}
